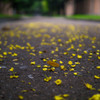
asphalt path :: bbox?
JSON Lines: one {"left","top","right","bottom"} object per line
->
{"left": 0, "top": 17, "right": 100, "bottom": 100}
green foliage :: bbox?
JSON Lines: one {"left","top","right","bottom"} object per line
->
{"left": 0, "top": 14, "right": 21, "bottom": 19}
{"left": 41, "top": 0, "right": 49, "bottom": 14}
{"left": 32, "top": 1, "right": 41, "bottom": 12}
{"left": 47, "top": 0, "right": 65, "bottom": 15}
{"left": 1, "top": 0, "right": 65, "bottom": 15}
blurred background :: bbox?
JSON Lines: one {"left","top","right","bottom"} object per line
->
{"left": 0, "top": 0, "right": 100, "bottom": 20}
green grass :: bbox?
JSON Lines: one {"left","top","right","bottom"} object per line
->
{"left": 66, "top": 14, "right": 100, "bottom": 21}
{"left": 0, "top": 14, "right": 22, "bottom": 19}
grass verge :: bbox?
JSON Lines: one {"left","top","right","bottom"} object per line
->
{"left": 66, "top": 14, "right": 100, "bottom": 21}
{"left": 0, "top": 14, "right": 22, "bottom": 19}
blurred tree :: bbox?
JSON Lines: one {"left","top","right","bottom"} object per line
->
{"left": 47, "top": 0, "right": 66, "bottom": 15}
{"left": 12, "top": 0, "right": 35, "bottom": 14}
{"left": 1, "top": 0, "right": 66, "bottom": 15}
{"left": 0, "top": 0, "right": 36, "bottom": 14}
{"left": 31, "top": 1, "right": 42, "bottom": 15}
{"left": 41, "top": 0, "right": 49, "bottom": 14}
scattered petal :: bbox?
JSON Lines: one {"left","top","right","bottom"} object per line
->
{"left": 88, "top": 94, "right": 100, "bottom": 100}
{"left": 54, "top": 79, "right": 62, "bottom": 85}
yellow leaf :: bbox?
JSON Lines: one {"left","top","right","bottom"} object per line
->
{"left": 85, "top": 83, "right": 96, "bottom": 90}
{"left": 54, "top": 79, "right": 62, "bottom": 85}
{"left": 88, "top": 94, "right": 100, "bottom": 100}
{"left": 54, "top": 95, "right": 64, "bottom": 100}
{"left": 18, "top": 95, "right": 24, "bottom": 100}
{"left": 47, "top": 60, "right": 59, "bottom": 67}
{"left": 94, "top": 75, "right": 100, "bottom": 79}
{"left": 9, "top": 67, "right": 14, "bottom": 71}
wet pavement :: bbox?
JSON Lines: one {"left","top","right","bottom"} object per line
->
{"left": 0, "top": 17, "right": 100, "bottom": 100}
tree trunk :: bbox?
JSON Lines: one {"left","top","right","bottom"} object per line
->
{"left": 0, "top": 2, "right": 13, "bottom": 15}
